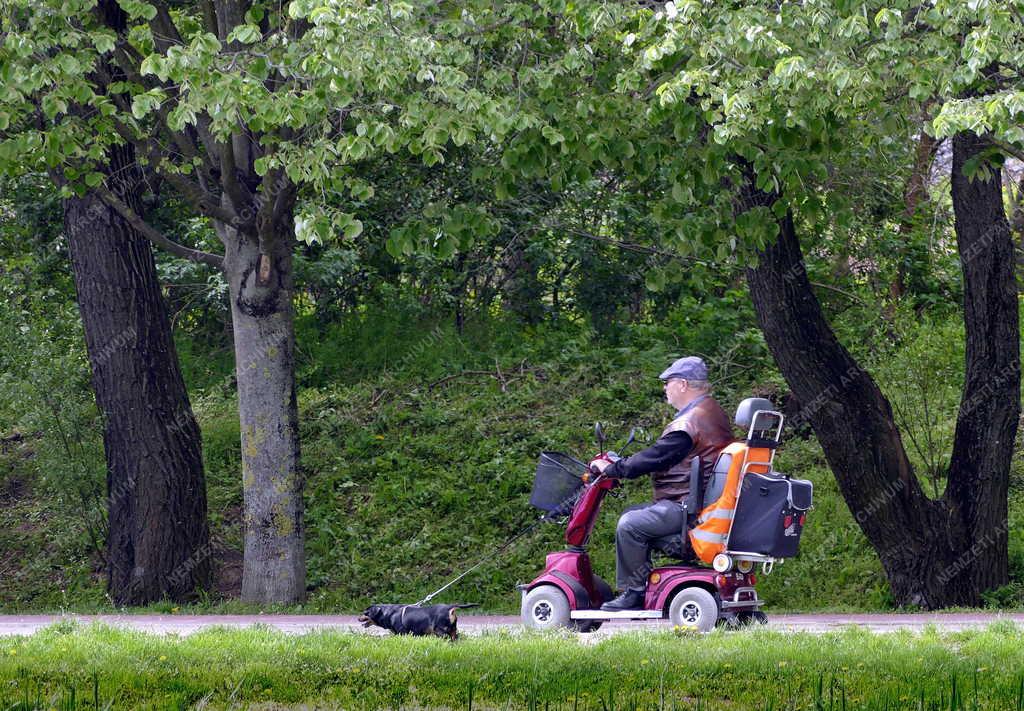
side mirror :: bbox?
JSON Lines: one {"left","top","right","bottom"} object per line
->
{"left": 594, "top": 422, "right": 606, "bottom": 446}
{"left": 624, "top": 428, "right": 636, "bottom": 448}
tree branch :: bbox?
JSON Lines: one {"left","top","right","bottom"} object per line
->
{"left": 255, "top": 166, "right": 296, "bottom": 251}
{"left": 993, "top": 139, "right": 1024, "bottom": 164}
{"left": 96, "top": 184, "right": 225, "bottom": 269}
{"left": 149, "top": 3, "right": 185, "bottom": 53}
{"left": 109, "top": 117, "right": 237, "bottom": 224}
{"left": 96, "top": 4, "right": 224, "bottom": 203}
{"left": 219, "top": 137, "right": 251, "bottom": 210}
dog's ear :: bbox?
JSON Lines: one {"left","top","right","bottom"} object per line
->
{"left": 357, "top": 606, "right": 375, "bottom": 628}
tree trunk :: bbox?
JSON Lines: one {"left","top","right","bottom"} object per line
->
{"left": 65, "top": 143, "right": 210, "bottom": 605}
{"left": 217, "top": 220, "right": 306, "bottom": 604}
{"left": 742, "top": 133, "right": 1019, "bottom": 607}
{"left": 944, "top": 131, "right": 1020, "bottom": 595}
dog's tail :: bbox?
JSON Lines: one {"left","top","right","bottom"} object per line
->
{"left": 448, "top": 603, "right": 480, "bottom": 624}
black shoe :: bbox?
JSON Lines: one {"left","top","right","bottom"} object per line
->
{"left": 600, "top": 588, "right": 645, "bottom": 611}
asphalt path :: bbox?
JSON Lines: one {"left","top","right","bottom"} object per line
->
{"left": 1, "top": 612, "right": 1023, "bottom": 637}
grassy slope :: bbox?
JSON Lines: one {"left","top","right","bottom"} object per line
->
{"left": 3, "top": 623, "right": 1024, "bottom": 709}
{"left": 1, "top": 302, "right": 1022, "bottom": 614}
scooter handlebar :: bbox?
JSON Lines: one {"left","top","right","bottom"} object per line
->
{"left": 588, "top": 451, "right": 622, "bottom": 475}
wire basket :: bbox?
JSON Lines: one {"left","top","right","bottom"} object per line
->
{"left": 530, "top": 451, "right": 587, "bottom": 513}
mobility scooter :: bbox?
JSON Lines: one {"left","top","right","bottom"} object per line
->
{"left": 519, "top": 397, "right": 812, "bottom": 632}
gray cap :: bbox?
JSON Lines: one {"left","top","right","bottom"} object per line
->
{"left": 658, "top": 356, "right": 708, "bottom": 381}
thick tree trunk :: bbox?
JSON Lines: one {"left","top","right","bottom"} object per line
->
{"left": 217, "top": 220, "right": 305, "bottom": 604}
{"left": 742, "top": 133, "right": 1019, "bottom": 607}
{"left": 944, "top": 131, "right": 1020, "bottom": 594}
{"left": 65, "top": 144, "right": 210, "bottom": 605}
{"left": 745, "top": 206, "right": 957, "bottom": 608}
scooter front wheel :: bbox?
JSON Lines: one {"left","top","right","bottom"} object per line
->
{"left": 521, "top": 585, "right": 572, "bottom": 630}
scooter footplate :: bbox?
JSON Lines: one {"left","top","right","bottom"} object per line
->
{"left": 570, "top": 610, "right": 664, "bottom": 620}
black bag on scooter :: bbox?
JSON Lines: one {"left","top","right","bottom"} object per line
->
{"left": 728, "top": 472, "right": 812, "bottom": 558}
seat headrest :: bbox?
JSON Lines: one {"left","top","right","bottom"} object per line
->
{"left": 734, "top": 397, "right": 776, "bottom": 428}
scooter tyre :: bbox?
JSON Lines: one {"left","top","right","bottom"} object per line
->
{"left": 668, "top": 587, "right": 719, "bottom": 633}
{"left": 522, "top": 585, "right": 572, "bottom": 630}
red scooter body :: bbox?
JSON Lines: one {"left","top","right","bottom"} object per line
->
{"left": 521, "top": 458, "right": 766, "bottom": 631}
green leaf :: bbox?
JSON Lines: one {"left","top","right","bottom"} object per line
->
{"left": 131, "top": 92, "right": 161, "bottom": 119}
{"left": 287, "top": 0, "right": 315, "bottom": 19}
{"left": 196, "top": 33, "right": 222, "bottom": 54}
{"left": 84, "top": 172, "right": 104, "bottom": 187}
{"left": 342, "top": 217, "right": 363, "bottom": 240}
{"left": 671, "top": 181, "right": 692, "bottom": 204}
{"left": 773, "top": 56, "right": 806, "bottom": 78}
{"left": 873, "top": 8, "right": 902, "bottom": 28}
{"left": 140, "top": 54, "right": 165, "bottom": 78}
{"left": 435, "top": 236, "right": 456, "bottom": 259}
{"left": 227, "top": 24, "right": 262, "bottom": 44}
{"left": 644, "top": 269, "right": 665, "bottom": 292}
{"left": 118, "top": 0, "right": 158, "bottom": 20}
{"left": 385, "top": 229, "right": 410, "bottom": 259}
{"left": 56, "top": 55, "right": 81, "bottom": 75}
{"left": 245, "top": 5, "right": 265, "bottom": 23}
{"left": 41, "top": 94, "right": 68, "bottom": 120}
{"left": 348, "top": 180, "right": 374, "bottom": 201}
{"left": 91, "top": 32, "right": 116, "bottom": 55}
{"left": 541, "top": 125, "right": 565, "bottom": 145}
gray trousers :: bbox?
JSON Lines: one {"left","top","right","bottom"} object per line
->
{"left": 615, "top": 499, "right": 687, "bottom": 590}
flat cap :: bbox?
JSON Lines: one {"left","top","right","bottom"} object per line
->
{"left": 658, "top": 356, "right": 708, "bottom": 381}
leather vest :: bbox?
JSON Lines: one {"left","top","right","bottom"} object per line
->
{"left": 652, "top": 396, "right": 733, "bottom": 502}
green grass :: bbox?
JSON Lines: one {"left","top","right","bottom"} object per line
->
{"left": 3, "top": 623, "right": 1024, "bottom": 709}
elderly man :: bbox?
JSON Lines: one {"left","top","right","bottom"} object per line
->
{"left": 592, "top": 356, "right": 733, "bottom": 611}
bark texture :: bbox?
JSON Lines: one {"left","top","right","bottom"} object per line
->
{"left": 218, "top": 220, "right": 306, "bottom": 604}
{"left": 65, "top": 144, "right": 210, "bottom": 605}
{"left": 742, "top": 132, "right": 1019, "bottom": 608}
{"left": 944, "top": 131, "right": 1020, "bottom": 595}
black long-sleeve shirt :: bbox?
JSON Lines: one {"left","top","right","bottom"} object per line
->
{"left": 605, "top": 431, "right": 693, "bottom": 480}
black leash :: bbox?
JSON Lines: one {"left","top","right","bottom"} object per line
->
{"left": 414, "top": 514, "right": 550, "bottom": 606}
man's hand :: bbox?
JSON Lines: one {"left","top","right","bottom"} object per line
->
{"left": 589, "top": 454, "right": 617, "bottom": 475}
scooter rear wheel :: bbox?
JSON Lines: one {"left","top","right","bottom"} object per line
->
{"left": 521, "top": 585, "right": 571, "bottom": 630}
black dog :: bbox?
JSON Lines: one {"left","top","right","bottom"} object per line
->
{"left": 358, "top": 603, "right": 479, "bottom": 639}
